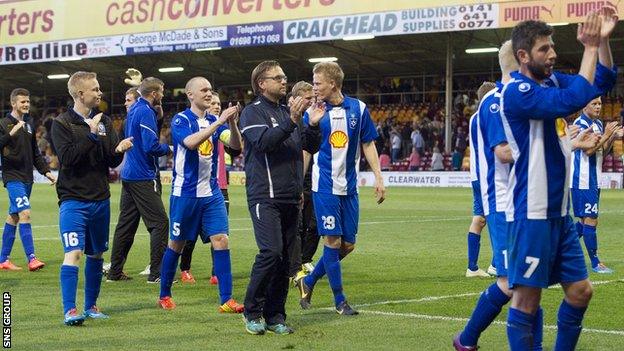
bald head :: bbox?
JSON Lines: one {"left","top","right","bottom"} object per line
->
{"left": 185, "top": 76, "right": 213, "bottom": 111}
{"left": 498, "top": 40, "right": 519, "bottom": 81}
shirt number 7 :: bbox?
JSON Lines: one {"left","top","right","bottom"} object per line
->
{"left": 523, "top": 256, "right": 540, "bottom": 279}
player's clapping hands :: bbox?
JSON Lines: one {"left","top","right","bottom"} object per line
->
{"left": 115, "top": 137, "right": 134, "bottom": 153}
{"left": 308, "top": 101, "right": 326, "bottom": 127}
{"left": 218, "top": 102, "right": 241, "bottom": 125}
{"left": 603, "top": 121, "right": 622, "bottom": 138}
{"left": 9, "top": 120, "right": 25, "bottom": 136}
{"left": 577, "top": 11, "right": 602, "bottom": 48}
{"left": 599, "top": 6, "right": 618, "bottom": 39}
{"left": 86, "top": 113, "right": 103, "bottom": 134}
{"left": 572, "top": 127, "right": 600, "bottom": 151}
{"left": 289, "top": 96, "right": 307, "bottom": 124}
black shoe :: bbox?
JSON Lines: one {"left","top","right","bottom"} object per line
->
{"left": 296, "top": 278, "right": 314, "bottom": 309}
{"left": 335, "top": 301, "right": 358, "bottom": 316}
{"left": 148, "top": 277, "right": 177, "bottom": 284}
{"left": 106, "top": 272, "right": 133, "bottom": 282}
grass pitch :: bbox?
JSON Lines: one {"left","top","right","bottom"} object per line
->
{"left": 1, "top": 184, "right": 623, "bottom": 350}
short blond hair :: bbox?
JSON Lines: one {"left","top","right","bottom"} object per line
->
{"left": 291, "top": 81, "right": 312, "bottom": 98}
{"left": 477, "top": 81, "right": 497, "bottom": 101}
{"left": 125, "top": 87, "right": 140, "bottom": 99}
{"left": 68, "top": 71, "right": 97, "bottom": 99}
{"left": 498, "top": 40, "right": 519, "bottom": 77}
{"left": 138, "top": 77, "right": 164, "bottom": 96}
{"left": 313, "top": 62, "right": 344, "bottom": 89}
{"left": 10, "top": 88, "right": 29, "bottom": 103}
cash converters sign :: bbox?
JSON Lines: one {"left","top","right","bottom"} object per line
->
{"left": 0, "top": 0, "right": 506, "bottom": 46}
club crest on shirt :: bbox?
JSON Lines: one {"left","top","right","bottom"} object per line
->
{"left": 329, "top": 130, "right": 348, "bottom": 148}
{"left": 270, "top": 116, "right": 279, "bottom": 127}
{"left": 489, "top": 103, "right": 500, "bottom": 114}
{"left": 97, "top": 122, "right": 106, "bottom": 136}
{"left": 518, "top": 82, "right": 531, "bottom": 93}
{"left": 198, "top": 139, "right": 213, "bottom": 156}
{"left": 349, "top": 113, "right": 357, "bottom": 129}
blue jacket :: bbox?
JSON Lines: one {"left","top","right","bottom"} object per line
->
{"left": 121, "top": 97, "right": 169, "bottom": 181}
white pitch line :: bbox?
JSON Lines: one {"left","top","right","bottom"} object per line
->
{"left": 357, "top": 310, "right": 624, "bottom": 336}
{"left": 351, "top": 279, "right": 624, "bottom": 309}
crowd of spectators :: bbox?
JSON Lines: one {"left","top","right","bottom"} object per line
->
{"left": 7, "top": 77, "right": 624, "bottom": 174}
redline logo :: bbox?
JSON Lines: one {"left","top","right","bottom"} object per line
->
{"left": 0, "top": 42, "right": 87, "bottom": 63}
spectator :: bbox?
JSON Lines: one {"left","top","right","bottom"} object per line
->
{"left": 454, "top": 126, "right": 468, "bottom": 154}
{"left": 409, "top": 148, "right": 421, "bottom": 171}
{"left": 390, "top": 129, "right": 402, "bottom": 163}
{"left": 452, "top": 148, "right": 463, "bottom": 171}
{"left": 411, "top": 127, "right": 425, "bottom": 155}
{"left": 431, "top": 147, "right": 444, "bottom": 171}
{"left": 379, "top": 149, "right": 391, "bottom": 171}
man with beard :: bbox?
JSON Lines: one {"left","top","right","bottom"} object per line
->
{"left": 107, "top": 77, "right": 170, "bottom": 284}
{"left": 240, "top": 61, "right": 316, "bottom": 335}
{"left": 500, "top": 9, "right": 617, "bottom": 350}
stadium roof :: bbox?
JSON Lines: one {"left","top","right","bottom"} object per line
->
{"left": 2, "top": 24, "right": 624, "bottom": 100}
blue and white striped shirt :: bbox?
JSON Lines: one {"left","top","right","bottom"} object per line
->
{"left": 500, "top": 66, "right": 616, "bottom": 221}
{"left": 303, "top": 95, "right": 377, "bottom": 196}
{"left": 171, "top": 108, "right": 228, "bottom": 198}
{"left": 570, "top": 113, "right": 604, "bottom": 190}
{"left": 469, "top": 83, "right": 510, "bottom": 216}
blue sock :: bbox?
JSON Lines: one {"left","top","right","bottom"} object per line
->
{"left": 0, "top": 223, "right": 17, "bottom": 262}
{"left": 575, "top": 221, "right": 584, "bottom": 237}
{"left": 84, "top": 257, "right": 103, "bottom": 310}
{"left": 213, "top": 249, "right": 232, "bottom": 304}
{"left": 507, "top": 307, "right": 536, "bottom": 351}
{"left": 60, "top": 265, "right": 79, "bottom": 314}
{"left": 532, "top": 306, "right": 544, "bottom": 351}
{"left": 460, "top": 282, "right": 511, "bottom": 346}
{"left": 18, "top": 223, "right": 35, "bottom": 262}
{"left": 322, "top": 246, "right": 345, "bottom": 307}
{"left": 304, "top": 256, "right": 326, "bottom": 288}
{"left": 582, "top": 224, "right": 599, "bottom": 268}
{"left": 467, "top": 232, "right": 481, "bottom": 271}
{"left": 159, "top": 248, "right": 180, "bottom": 299}
{"left": 554, "top": 300, "right": 587, "bottom": 351}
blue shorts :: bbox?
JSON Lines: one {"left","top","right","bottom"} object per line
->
{"left": 571, "top": 188, "right": 600, "bottom": 218}
{"left": 485, "top": 211, "right": 508, "bottom": 277}
{"left": 507, "top": 216, "right": 587, "bottom": 289}
{"left": 59, "top": 199, "right": 110, "bottom": 255}
{"left": 312, "top": 192, "right": 359, "bottom": 244}
{"left": 6, "top": 181, "right": 32, "bottom": 215}
{"left": 169, "top": 194, "right": 228, "bottom": 243}
{"left": 471, "top": 181, "right": 484, "bottom": 216}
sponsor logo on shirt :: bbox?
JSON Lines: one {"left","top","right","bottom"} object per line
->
{"left": 97, "top": 122, "right": 106, "bottom": 136}
{"left": 489, "top": 103, "right": 500, "bottom": 114}
{"left": 198, "top": 139, "right": 213, "bottom": 156}
{"left": 349, "top": 113, "right": 357, "bottom": 129}
{"left": 270, "top": 116, "right": 279, "bottom": 127}
{"left": 329, "top": 130, "right": 348, "bottom": 148}
{"left": 518, "top": 82, "right": 531, "bottom": 93}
